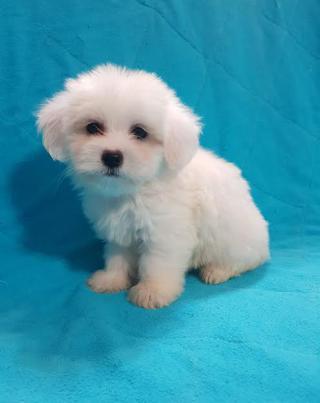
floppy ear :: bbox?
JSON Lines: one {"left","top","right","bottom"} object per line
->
{"left": 164, "top": 101, "right": 201, "bottom": 171}
{"left": 36, "top": 91, "right": 69, "bottom": 161}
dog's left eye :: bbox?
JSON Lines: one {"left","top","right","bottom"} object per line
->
{"left": 86, "top": 122, "right": 104, "bottom": 135}
{"left": 131, "top": 125, "right": 148, "bottom": 140}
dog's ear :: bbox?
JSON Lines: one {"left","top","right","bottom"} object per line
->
{"left": 36, "top": 91, "right": 69, "bottom": 161}
{"left": 164, "top": 100, "right": 201, "bottom": 171}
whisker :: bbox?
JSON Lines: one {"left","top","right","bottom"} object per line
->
{"left": 106, "top": 167, "right": 120, "bottom": 177}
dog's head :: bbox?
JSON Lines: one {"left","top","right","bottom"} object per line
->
{"left": 37, "top": 65, "right": 201, "bottom": 195}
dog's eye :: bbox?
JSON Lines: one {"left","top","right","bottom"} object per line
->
{"left": 86, "top": 122, "right": 104, "bottom": 135}
{"left": 131, "top": 125, "right": 148, "bottom": 140}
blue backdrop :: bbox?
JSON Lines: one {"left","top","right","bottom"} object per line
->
{"left": 0, "top": 1, "right": 319, "bottom": 402}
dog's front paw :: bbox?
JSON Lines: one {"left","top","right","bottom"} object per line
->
{"left": 128, "top": 280, "right": 182, "bottom": 309}
{"left": 87, "top": 269, "right": 131, "bottom": 293}
{"left": 200, "top": 264, "right": 234, "bottom": 285}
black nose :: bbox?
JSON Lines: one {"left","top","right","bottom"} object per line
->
{"left": 101, "top": 150, "right": 123, "bottom": 169}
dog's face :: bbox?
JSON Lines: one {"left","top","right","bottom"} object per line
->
{"left": 37, "top": 65, "right": 201, "bottom": 195}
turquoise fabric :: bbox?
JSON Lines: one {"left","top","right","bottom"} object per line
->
{"left": 1, "top": 1, "right": 319, "bottom": 401}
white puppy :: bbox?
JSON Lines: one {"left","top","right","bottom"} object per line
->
{"left": 37, "top": 64, "right": 269, "bottom": 309}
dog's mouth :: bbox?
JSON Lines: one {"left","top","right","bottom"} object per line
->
{"left": 104, "top": 168, "right": 120, "bottom": 177}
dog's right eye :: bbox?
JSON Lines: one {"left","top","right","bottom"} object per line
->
{"left": 86, "top": 122, "right": 104, "bottom": 135}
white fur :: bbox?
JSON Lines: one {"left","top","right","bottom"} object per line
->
{"left": 37, "top": 64, "right": 269, "bottom": 309}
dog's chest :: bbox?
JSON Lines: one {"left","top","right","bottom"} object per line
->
{"left": 83, "top": 194, "right": 151, "bottom": 247}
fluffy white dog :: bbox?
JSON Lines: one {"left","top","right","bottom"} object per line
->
{"left": 37, "top": 64, "right": 269, "bottom": 308}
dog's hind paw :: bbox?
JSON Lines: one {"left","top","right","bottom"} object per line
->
{"left": 199, "top": 264, "right": 234, "bottom": 285}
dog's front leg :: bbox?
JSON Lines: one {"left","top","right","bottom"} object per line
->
{"left": 87, "top": 243, "right": 136, "bottom": 293}
{"left": 128, "top": 249, "right": 187, "bottom": 309}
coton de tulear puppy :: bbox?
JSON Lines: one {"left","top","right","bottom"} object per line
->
{"left": 37, "top": 64, "right": 269, "bottom": 309}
